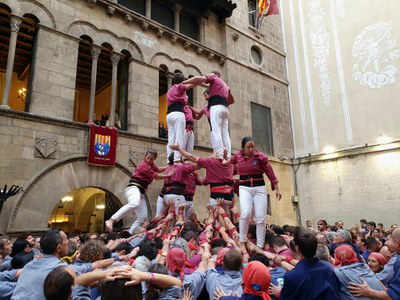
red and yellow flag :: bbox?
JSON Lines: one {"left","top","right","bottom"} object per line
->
{"left": 258, "top": 0, "right": 279, "bottom": 16}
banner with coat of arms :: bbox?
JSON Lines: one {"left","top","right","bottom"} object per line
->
{"left": 87, "top": 125, "right": 117, "bottom": 166}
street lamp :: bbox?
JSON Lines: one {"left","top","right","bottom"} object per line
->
{"left": 0, "top": 184, "right": 23, "bottom": 215}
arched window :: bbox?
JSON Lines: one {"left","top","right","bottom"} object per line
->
{"left": 158, "top": 64, "right": 168, "bottom": 138}
{"left": 0, "top": 7, "right": 38, "bottom": 111}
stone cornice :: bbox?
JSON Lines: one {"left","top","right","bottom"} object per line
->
{"left": 37, "top": 24, "right": 81, "bottom": 42}
{"left": 0, "top": 108, "right": 214, "bottom": 151}
{"left": 84, "top": 0, "right": 227, "bottom": 66}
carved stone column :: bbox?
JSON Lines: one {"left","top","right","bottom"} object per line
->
{"left": 109, "top": 52, "right": 121, "bottom": 128}
{"left": 173, "top": 4, "right": 182, "bottom": 32}
{"left": 88, "top": 45, "right": 101, "bottom": 122}
{"left": 166, "top": 73, "right": 174, "bottom": 89}
{"left": 1, "top": 15, "right": 23, "bottom": 109}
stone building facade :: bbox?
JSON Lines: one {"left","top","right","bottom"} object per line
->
{"left": 282, "top": 0, "right": 400, "bottom": 227}
{"left": 0, "top": 0, "right": 296, "bottom": 235}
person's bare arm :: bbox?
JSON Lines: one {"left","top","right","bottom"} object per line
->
{"left": 183, "top": 76, "right": 207, "bottom": 85}
{"left": 170, "top": 144, "right": 199, "bottom": 163}
{"left": 348, "top": 279, "right": 390, "bottom": 300}
{"left": 155, "top": 169, "right": 176, "bottom": 179}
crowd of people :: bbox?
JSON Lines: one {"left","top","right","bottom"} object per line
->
{"left": 1, "top": 215, "right": 400, "bottom": 300}
{"left": 1, "top": 70, "right": 400, "bottom": 300}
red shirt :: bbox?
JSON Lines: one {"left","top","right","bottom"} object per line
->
{"left": 185, "top": 173, "right": 202, "bottom": 196}
{"left": 167, "top": 83, "right": 187, "bottom": 106}
{"left": 131, "top": 160, "right": 159, "bottom": 185}
{"left": 197, "top": 157, "right": 233, "bottom": 184}
{"left": 184, "top": 105, "right": 194, "bottom": 123}
{"left": 164, "top": 163, "right": 196, "bottom": 186}
{"left": 230, "top": 149, "right": 278, "bottom": 189}
{"left": 205, "top": 74, "right": 229, "bottom": 99}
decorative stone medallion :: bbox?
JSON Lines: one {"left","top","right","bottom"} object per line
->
{"left": 34, "top": 135, "right": 58, "bottom": 159}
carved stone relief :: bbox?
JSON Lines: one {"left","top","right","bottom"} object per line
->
{"left": 308, "top": 0, "right": 331, "bottom": 106}
{"left": 34, "top": 135, "right": 58, "bottom": 159}
{"left": 352, "top": 22, "right": 400, "bottom": 89}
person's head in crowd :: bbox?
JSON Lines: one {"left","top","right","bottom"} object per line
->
{"left": 11, "top": 251, "right": 34, "bottom": 269}
{"left": 264, "top": 230, "right": 275, "bottom": 250}
{"left": 0, "top": 235, "right": 12, "bottom": 258}
{"left": 365, "top": 236, "right": 379, "bottom": 252}
{"left": 223, "top": 249, "right": 242, "bottom": 271}
{"left": 334, "top": 245, "right": 358, "bottom": 266}
{"left": 105, "top": 232, "right": 119, "bottom": 243}
{"left": 317, "top": 220, "right": 328, "bottom": 233}
{"left": 89, "top": 233, "right": 99, "bottom": 240}
{"left": 170, "top": 238, "right": 190, "bottom": 257}
{"left": 293, "top": 228, "right": 317, "bottom": 259}
{"left": 315, "top": 233, "right": 326, "bottom": 244}
{"left": 326, "top": 232, "right": 335, "bottom": 244}
{"left": 335, "top": 221, "right": 344, "bottom": 229}
{"left": 356, "top": 236, "right": 366, "bottom": 252}
{"left": 377, "top": 223, "right": 384, "bottom": 232}
{"left": 211, "top": 238, "right": 227, "bottom": 249}
{"left": 249, "top": 253, "right": 270, "bottom": 267}
{"left": 145, "top": 263, "right": 169, "bottom": 300}
{"left": 138, "top": 238, "right": 158, "bottom": 261}
{"left": 166, "top": 248, "right": 186, "bottom": 281}
{"left": 316, "top": 244, "right": 331, "bottom": 263}
{"left": 284, "top": 226, "right": 295, "bottom": 236}
{"left": 100, "top": 278, "right": 142, "bottom": 300}
{"left": 305, "top": 220, "right": 313, "bottom": 229}
{"left": 153, "top": 237, "right": 163, "bottom": 250}
{"left": 371, "top": 228, "right": 381, "bottom": 239}
{"left": 269, "top": 235, "right": 289, "bottom": 254}
{"left": 41, "top": 229, "right": 68, "bottom": 257}
{"left": 43, "top": 266, "right": 76, "bottom": 300}
{"left": 215, "top": 247, "right": 229, "bottom": 267}
{"left": 368, "top": 252, "right": 387, "bottom": 273}
{"left": 17, "top": 232, "right": 36, "bottom": 249}
{"left": 119, "top": 231, "right": 132, "bottom": 239}
{"left": 385, "top": 228, "right": 400, "bottom": 255}
{"left": 242, "top": 261, "right": 271, "bottom": 299}
{"left": 334, "top": 229, "right": 351, "bottom": 245}
{"left": 379, "top": 246, "right": 392, "bottom": 262}
{"left": 133, "top": 255, "right": 151, "bottom": 272}
{"left": 68, "top": 234, "right": 81, "bottom": 248}
{"left": 367, "top": 221, "right": 377, "bottom": 232}
{"left": 34, "top": 237, "right": 42, "bottom": 251}
{"left": 329, "top": 225, "right": 338, "bottom": 232}
{"left": 353, "top": 224, "right": 360, "bottom": 231}
{"left": 60, "top": 241, "right": 78, "bottom": 264}
{"left": 182, "top": 230, "right": 198, "bottom": 244}
{"left": 350, "top": 227, "right": 358, "bottom": 239}
{"left": 271, "top": 225, "right": 285, "bottom": 235}
{"left": 115, "top": 242, "right": 133, "bottom": 256}
{"left": 10, "top": 239, "right": 30, "bottom": 257}
{"left": 78, "top": 240, "right": 106, "bottom": 263}
{"left": 360, "top": 219, "right": 368, "bottom": 229}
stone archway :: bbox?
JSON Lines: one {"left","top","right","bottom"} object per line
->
{"left": 7, "top": 155, "right": 151, "bottom": 233}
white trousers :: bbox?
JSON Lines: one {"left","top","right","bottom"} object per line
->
{"left": 183, "top": 130, "right": 194, "bottom": 154}
{"left": 111, "top": 186, "right": 148, "bottom": 234}
{"left": 163, "top": 194, "right": 186, "bottom": 215}
{"left": 167, "top": 112, "right": 185, "bottom": 161}
{"left": 238, "top": 185, "right": 267, "bottom": 248}
{"left": 155, "top": 195, "right": 165, "bottom": 218}
{"left": 210, "top": 105, "right": 231, "bottom": 159}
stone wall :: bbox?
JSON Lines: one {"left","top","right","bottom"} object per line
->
{"left": 297, "top": 149, "right": 400, "bottom": 228}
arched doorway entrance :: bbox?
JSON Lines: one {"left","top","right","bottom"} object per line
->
{"left": 8, "top": 156, "right": 152, "bottom": 234}
{"left": 48, "top": 187, "right": 123, "bottom": 234}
